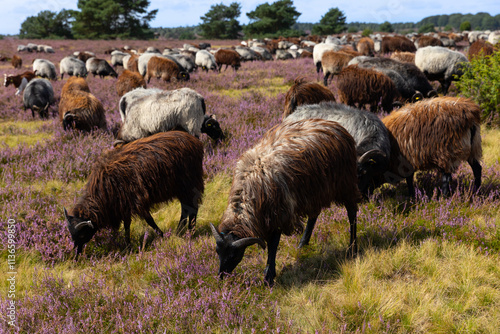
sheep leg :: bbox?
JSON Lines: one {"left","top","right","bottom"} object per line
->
{"left": 346, "top": 203, "right": 358, "bottom": 257}
{"left": 177, "top": 202, "right": 198, "bottom": 233}
{"left": 124, "top": 217, "right": 132, "bottom": 244}
{"left": 441, "top": 172, "right": 452, "bottom": 197}
{"left": 323, "top": 73, "right": 330, "bottom": 86}
{"left": 406, "top": 173, "right": 415, "bottom": 197}
{"left": 264, "top": 230, "right": 281, "bottom": 286}
{"left": 298, "top": 215, "right": 319, "bottom": 248}
{"left": 143, "top": 212, "right": 164, "bottom": 238}
{"left": 469, "top": 159, "right": 482, "bottom": 192}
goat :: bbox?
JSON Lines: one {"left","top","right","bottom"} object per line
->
{"left": 4, "top": 71, "right": 36, "bottom": 96}
{"left": 283, "top": 77, "right": 336, "bottom": 119}
{"left": 211, "top": 118, "right": 361, "bottom": 285}
{"left": 64, "top": 131, "right": 204, "bottom": 257}
{"left": 381, "top": 97, "right": 482, "bottom": 197}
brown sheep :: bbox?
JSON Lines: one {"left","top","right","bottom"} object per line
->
{"left": 390, "top": 51, "right": 415, "bottom": 64}
{"left": 321, "top": 50, "right": 356, "bottom": 86}
{"left": 116, "top": 70, "right": 147, "bottom": 97}
{"left": 337, "top": 65, "right": 400, "bottom": 113}
{"left": 126, "top": 54, "right": 139, "bottom": 73}
{"left": 77, "top": 52, "right": 95, "bottom": 63}
{"left": 214, "top": 49, "right": 241, "bottom": 72}
{"left": 145, "top": 56, "right": 189, "bottom": 83}
{"left": 283, "top": 77, "right": 336, "bottom": 119}
{"left": 4, "top": 71, "right": 36, "bottom": 96}
{"left": 65, "top": 131, "right": 204, "bottom": 257}
{"left": 61, "top": 76, "right": 90, "bottom": 98}
{"left": 299, "top": 50, "right": 313, "bottom": 58}
{"left": 381, "top": 36, "right": 416, "bottom": 54}
{"left": 11, "top": 55, "right": 22, "bottom": 69}
{"left": 59, "top": 89, "right": 107, "bottom": 132}
{"left": 382, "top": 97, "right": 482, "bottom": 197}
{"left": 357, "top": 37, "right": 375, "bottom": 56}
{"left": 415, "top": 35, "right": 444, "bottom": 48}
{"left": 468, "top": 40, "right": 495, "bottom": 60}
{"left": 210, "top": 118, "right": 361, "bottom": 285}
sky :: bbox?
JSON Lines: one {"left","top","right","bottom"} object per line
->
{"left": 1, "top": 0, "right": 499, "bottom": 35}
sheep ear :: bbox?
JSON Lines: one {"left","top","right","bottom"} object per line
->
{"left": 232, "top": 237, "right": 266, "bottom": 250}
{"left": 210, "top": 223, "right": 223, "bottom": 244}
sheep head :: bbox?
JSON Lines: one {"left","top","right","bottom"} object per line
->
{"left": 210, "top": 223, "right": 265, "bottom": 278}
{"left": 64, "top": 208, "right": 97, "bottom": 258}
{"left": 201, "top": 115, "right": 225, "bottom": 142}
{"left": 357, "top": 149, "right": 389, "bottom": 196}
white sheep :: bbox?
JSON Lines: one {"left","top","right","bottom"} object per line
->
{"left": 195, "top": 50, "right": 217, "bottom": 72}
{"left": 138, "top": 53, "right": 162, "bottom": 76}
{"left": 312, "top": 43, "right": 343, "bottom": 74}
{"left": 60, "top": 56, "right": 87, "bottom": 79}
{"left": 33, "top": 59, "right": 57, "bottom": 80}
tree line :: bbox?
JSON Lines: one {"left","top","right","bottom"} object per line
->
{"left": 18, "top": 0, "right": 500, "bottom": 40}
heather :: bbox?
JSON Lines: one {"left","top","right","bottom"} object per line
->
{"left": 0, "top": 39, "right": 500, "bottom": 333}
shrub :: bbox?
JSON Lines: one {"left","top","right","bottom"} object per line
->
{"left": 362, "top": 28, "right": 373, "bottom": 37}
{"left": 456, "top": 51, "right": 500, "bottom": 127}
{"left": 418, "top": 23, "right": 435, "bottom": 33}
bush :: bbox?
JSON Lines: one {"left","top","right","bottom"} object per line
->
{"left": 456, "top": 51, "right": 500, "bottom": 127}
{"left": 460, "top": 21, "right": 471, "bottom": 32}
{"left": 362, "top": 28, "right": 373, "bottom": 37}
{"left": 418, "top": 23, "right": 435, "bottom": 33}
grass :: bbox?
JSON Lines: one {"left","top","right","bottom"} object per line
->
{"left": 0, "top": 121, "right": 53, "bottom": 147}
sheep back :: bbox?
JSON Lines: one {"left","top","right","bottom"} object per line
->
{"left": 61, "top": 76, "right": 90, "bottom": 97}
{"left": 283, "top": 78, "right": 336, "bottom": 119}
{"left": 59, "top": 90, "right": 107, "bottom": 131}
{"left": 116, "top": 70, "right": 147, "bottom": 97}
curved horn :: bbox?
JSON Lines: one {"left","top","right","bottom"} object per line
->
{"left": 359, "top": 149, "right": 387, "bottom": 164}
{"left": 411, "top": 91, "right": 424, "bottom": 103}
{"left": 427, "top": 90, "right": 438, "bottom": 98}
{"left": 210, "top": 223, "right": 223, "bottom": 244}
{"left": 74, "top": 220, "right": 94, "bottom": 230}
{"left": 358, "top": 149, "right": 389, "bottom": 172}
{"left": 232, "top": 237, "right": 266, "bottom": 250}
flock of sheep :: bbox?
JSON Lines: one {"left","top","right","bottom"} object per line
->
{"left": 3, "top": 29, "right": 498, "bottom": 285}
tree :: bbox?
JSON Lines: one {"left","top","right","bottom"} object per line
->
{"left": 243, "top": 0, "right": 300, "bottom": 37}
{"left": 418, "top": 23, "right": 435, "bottom": 33}
{"left": 460, "top": 21, "right": 471, "bottom": 32}
{"left": 72, "top": 0, "right": 157, "bottom": 39}
{"left": 200, "top": 2, "right": 242, "bottom": 39}
{"left": 362, "top": 28, "right": 373, "bottom": 37}
{"left": 312, "top": 8, "right": 346, "bottom": 35}
{"left": 379, "top": 21, "right": 394, "bottom": 33}
{"left": 19, "top": 10, "right": 75, "bottom": 39}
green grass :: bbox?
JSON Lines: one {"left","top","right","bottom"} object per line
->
{"left": 0, "top": 121, "right": 53, "bottom": 147}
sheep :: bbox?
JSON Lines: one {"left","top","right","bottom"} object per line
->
{"left": 11, "top": 55, "right": 22, "bottom": 69}
{"left": 17, "top": 45, "right": 27, "bottom": 53}
{"left": 125, "top": 54, "right": 139, "bottom": 72}
{"left": 390, "top": 51, "right": 415, "bottom": 63}
{"left": 145, "top": 56, "right": 190, "bottom": 83}
{"left": 118, "top": 87, "right": 162, "bottom": 121}
{"left": 59, "top": 89, "right": 107, "bottom": 132}
{"left": 168, "top": 54, "right": 196, "bottom": 73}
{"left": 39, "top": 45, "right": 55, "bottom": 53}
{"left": 195, "top": 50, "right": 217, "bottom": 72}
{"left": 313, "top": 42, "right": 342, "bottom": 74}
{"left": 85, "top": 57, "right": 118, "bottom": 78}
{"left": 234, "top": 46, "right": 261, "bottom": 61}
{"left": 64, "top": 131, "right": 205, "bottom": 257}
{"left": 415, "top": 35, "right": 444, "bottom": 48}
{"left": 116, "top": 88, "right": 224, "bottom": 144}
{"left": 251, "top": 46, "right": 273, "bottom": 60}
{"left": 60, "top": 56, "right": 87, "bottom": 79}
{"left": 415, "top": 46, "right": 469, "bottom": 95}
{"left": 61, "top": 76, "right": 90, "bottom": 97}
{"left": 380, "top": 36, "right": 416, "bottom": 54}
{"left": 138, "top": 53, "right": 162, "bottom": 76}
{"left": 116, "top": 70, "right": 147, "bottom": 97}
{"left": 76, "top": 51, "right": 95, "bottom": 63}
{"left": 381, "top": 97, "right": 482, "bottom": 197}
{"left": 321, "top": 50, "right": 356, "bottom": 86}
{"left": 337, "top": 65, "right": 400, "bottom": 113}
{"left": 32, "top": 59, "right": 57, "bottom": 80}
{"left": 214, "top": 49, "right": 241, "bottom": 72}
{"left": 110, "top": 51, "right": 130, "bottom": 67}
{"left": 210, "top": 118, "right": 361, "bottom": 285}
{"left": 275, "top": 49, "right": 294, "bottom": 60}
{"left": 4, "top": 71, "right": 36, "bottom": 96}
{"left": 23, "top": 78, "right": 55, "bottom": 119}
{"left": 349, "top": 56, "right": 436, "bottom": 101}
{"left": 299, "top": 50, "right": 313, "bottom": 58}
{"left": 283, "top": 78, "right": 336, "bottom": 119}
{"left": 468, "top": 40, "right": 495, "bottom": 60}
{"left": 356, "top": 37, "right": 375, "bottom": 56}
{"left": 285, "top": 101, "right": 391, "bottom": 196}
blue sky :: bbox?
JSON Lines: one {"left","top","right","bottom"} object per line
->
{"left": 1, "top": 0, "right": 499, "bottom": 35}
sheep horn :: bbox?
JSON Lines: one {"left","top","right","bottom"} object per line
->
{"left": 63, "top": 207, "right": 71, "bottom": 221}
{"left": 411, "top": 91, "right": 424, "bottom": 103}
{"left": 358, "top": 149, "right": 388, "bottom": 172}
{"left": 232, "top": 237, "right": 266, "bottom": 250}
{"left": 210, "top": 223, "right": 223, "bottom": 244}
{"left": 427, "top": 90, "right": 438, "bottom": 98}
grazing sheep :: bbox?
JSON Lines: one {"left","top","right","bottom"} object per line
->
{"left": 415, "top": 46, "right": 469, "bottom": 95}
{"left": 23, "top": 78, "right": 55, "bottom": 118}
{"left": 214, "top": 49, "right": 241, "bottom": 72}
{"left": 234, "top": 46, "right": 261, "bottom": 61}
{"left": 116, "top": 70, "right": 147, "bottom": 97}
{"left": 60, "top": 56, "right": 88, "bottom": 79}
{"left": 32, "top": 59, "right": 57, "bottom": 80}
{"left": 4, "top": 71, "right": 36, "bottom": 96}
{"left": 118, "top": 87, "right": 162, "bottom": 121}
{"left": 299, "top": 50, "right": 313, "bottom": 58}
{"left": 59, "top": 89, "right": 107, "bottom": 132}
{"left": 337, "top": 65, "right": 400, "bottom": 113}
{"left": 86, "top": 58, "right": 118, "bottom": 78}
{"left": 210, "top": 119, "right": 361, "bottom": 285}
{"left": 125, "top": 54, "right": 139, "bottom": 72}
{"left": 111, "top": 51, "right": 130, "bottom": 67}
{"left": 138, "top": 53, "right": 162, "bottom": 76}
{"left": 350, "top": 56, "right": 436, "bottom": 101}
{"left": 415, "top": 35, "right": 444, "bottom": 48}
{"left": 382, "top": 97, "right": 482, "bottom": 196}
{"left": 390, "top": 51, "right": 415, "bottom": 63}
{"left": 285, "top": 101, "right": 391, "bottom": 196}
{"left": 145, "top": 56, "right": 190, "bottom": 83}
{"left": 64, "top": 131, "right": 205, "bottom": 257}
{"left": 17, "top": 45, "right": 27, "bottom": 53}
{"left": 11, "top": 55, "right": 22, "bottom": 69}
{"left": 313, "top": 42, "right": 342, "bottom": 74}
{"left": 251, "top": 46, "right": 273, "bottom": 60}
{"left": 357, "top": 37, "right": 375, "bottom": 56}
{"left": 275, "top": 49, "right": 294, "bottom": 60}
{"left": 116, "top": 88, "right": 224, "bottom": 143}
{"left": 381, "top": 36, "right": 416, "bottom": 54}
{"left": 76, "top": 51, "right": 95, "bottom": 63}
{"left": 61, "top": 76, "right": 90, "bottom": 97}
{"left": 321, "top": 50, "right": 356, "bottom": 86}
{"left": 195, "top": 50, "right": 217, "bottom": 72}
{"left": 468, "top": 40, "right": 495, "bottom": 60}
{"left": 167, "top": 54, "right": 196, "bottom": 73}
{"left": 283, "top": 78, "right": 336, "bottom": 119}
